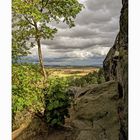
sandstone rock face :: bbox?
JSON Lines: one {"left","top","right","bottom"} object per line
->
{"left": 103, "top": 0, "right": 128, "bottom": 139}
{"left": 70, "top": 81, "right": 120, "bottom": 140}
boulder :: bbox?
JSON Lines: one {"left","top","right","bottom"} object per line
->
{"left": 70, "top": 81, "right": 120, "bottom": 140}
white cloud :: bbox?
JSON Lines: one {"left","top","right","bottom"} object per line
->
{"left": 91, "top": 46, "right": 110, "bottom": 56}
{"left": 67, "top": 50, "right": 93, "bottom": 60}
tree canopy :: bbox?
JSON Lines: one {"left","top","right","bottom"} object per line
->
{"left": 12, "top": 0, "right": 83, "bottom": 60}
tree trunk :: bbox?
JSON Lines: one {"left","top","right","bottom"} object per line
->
{"left": 36, "top": 38, "right": 47, "bottom": 79}
{"left": 33, "top": 19, "right": 47, "bottom": 79}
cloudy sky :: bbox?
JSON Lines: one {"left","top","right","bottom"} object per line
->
{"left": 27, "top": 0, "right": 122, "bottom": 66}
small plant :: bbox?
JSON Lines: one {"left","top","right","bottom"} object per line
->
{"left": 44, "top": 77, "right": 71, "bottom": 127}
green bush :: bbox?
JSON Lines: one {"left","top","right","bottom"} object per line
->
{"left": 44, "top": 77, "right": 71, "bottom": 127}
{"left": 12, "top": 64, "right": 44, "bottom": 118}
{"left": 69, "top": 68, "right": 105, "bottom": 87}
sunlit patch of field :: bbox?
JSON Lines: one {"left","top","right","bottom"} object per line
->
{"left": 46, "top": 67, "right": 99, "bottom": 78}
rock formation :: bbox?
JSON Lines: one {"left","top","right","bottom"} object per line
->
{"left": 70, "top": 81, "right": 120, "bottom": 140}
{"left": 103, "top": 0, "right": 128, "bottom": 139}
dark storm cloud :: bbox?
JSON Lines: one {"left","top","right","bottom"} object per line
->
{"left": 41, "top": 36, "right": 112, "bottom": 50}
{"left": 43, "top": 55, "right": 103, "bottom": 63}
{"left": 24, "top": 55, "right": 105, "bottom": 66}
{"left": 29, "top": 0, "right": 122, "bottom": 66}
{"left": 76, "top": 9, "right": 112, "bottom": 25}
{"left": 86, "top": 0, "right": 121, "bottom": 14}
{"left": 56, "top": 26, "right": 99, "bottom": 39}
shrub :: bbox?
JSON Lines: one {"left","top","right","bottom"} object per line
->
{"left": 69, "top": 68, "right": 105, "bottom": 87}
{"left": 44, "top": 77, "right": 71, "bottom": 127}
{"left": 12, "top": 64, "right": 44, "bottom": 119}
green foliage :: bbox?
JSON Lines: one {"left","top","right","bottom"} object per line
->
{"left": 12, "top": 64, "right": 105, "bottom": 129}
{"left": 12, "top": 0, "right": 84, "bottom": 60}
{"left": 12, "top": 64, "right": 44, "bottom": 118}
{"left": 69, "top": 68, "right": 105, "bottom": 87}
{"left": 97, "top": 68, "right": 106, "bottom": 84}
{"left": 44, "top": 77, "right": 71, "bottom": 127}
{"left": 12, "top": 30, "right": 33, "bottom": 62}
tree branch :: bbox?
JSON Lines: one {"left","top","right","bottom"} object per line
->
{"left": 23, "top": 15, "right": 35, "bottom": 27}
{"left": 40, "top": 0, "right": 50, "bottom": 12}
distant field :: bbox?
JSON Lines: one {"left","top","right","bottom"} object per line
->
{"left": 46, "top": 67, "right": 99, "bottom": 78}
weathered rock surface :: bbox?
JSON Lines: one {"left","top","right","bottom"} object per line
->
{"left": 103, "top": 0, "right": 128, "bottom": 139}
{"left": 70, "top": 81, "right": 120, "bottom": 140}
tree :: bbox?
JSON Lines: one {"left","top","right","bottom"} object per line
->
{"left": 12, "top": 0, "right": 83, "bottom": 78}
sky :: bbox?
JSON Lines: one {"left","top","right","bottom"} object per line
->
{"left": 25, "top": 0, "right": 122, "bottom": 66}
